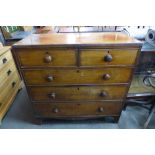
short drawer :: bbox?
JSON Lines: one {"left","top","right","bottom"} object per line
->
{"left": 23, "top": 67, "right": 133, "bottom": 85}
{"left": 33, "top": 101, "right": 123, "bottom": 117}
{"left": 16, "top": 48, "right": 77, "bottom": 67}
{"left": 0, "top": 50, "right": 13, "bottom": 70}
{"left": 81, "top": 49, "right": 138, "bottom": 66}
{"left": 29, "top": 85, "right": 128, "bottom": 101}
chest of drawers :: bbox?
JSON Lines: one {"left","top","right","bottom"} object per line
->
{"left": 0, "top": 46, "right": 22, "bottom": 124}
{"left": 12, "top": 32, "right": 142, "bottom": 123}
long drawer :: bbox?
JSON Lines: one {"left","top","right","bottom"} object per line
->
{"left": 29, "top": 85, "right": 128, "bottom": 101}
{"left": 16, "top": 48, "right": 77, "bottom": 67}
{"left": 33, "top": 101, "right": 123, "bottom": 117}
{"left": 23, "top": 67, "right": 133, "bottom": 85}
{"left": 0, "top": 71, "right": 20, "bottom": 110}
{"left": 0, "top": 60, "right": 17, "bottom": 86}
{"left": 81, "top": 49, "right": 138, "bottom": 66}
{"left": 0, "top": 50, "right": 13, "bottom": 70}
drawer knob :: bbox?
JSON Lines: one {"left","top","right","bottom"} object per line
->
{"left": 53, "top": 108, "right": 59, "bottom": 113}
{"left": 103, "top": 74, "right": 111, "bottom": 80}
{"left": 12, "top": 81, "right": 16, "bottom": 88}
{"left": 48, "top": 93, "right": 56, "bottom": 99}
{"left": 104, "top": 54, "right": 113, "bottom": 62}
{"left": 100, "top": 91, "right": 108, "bottom": 97}
{"left": 44, "top": 55, "right": 52, "bottom": 63}
{"left": 46, "top": 75, "right": 53, "bottom": 82}
{"left": 7, "top": 69, "right": 12, "bottom": 76}
{"left": 2, "top": 58, "right": 7, "bottom": 64}
{"left": 98, "top": 107, "right": 104, "bottom": 112}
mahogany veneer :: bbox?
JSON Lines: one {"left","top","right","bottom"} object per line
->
{"left": 12, "top": 32, "right": 142, "bottom": 123}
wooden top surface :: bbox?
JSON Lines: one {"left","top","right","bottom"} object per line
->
{"left": 13, "top": 32, "right": 142, "bottom": 48}
{"left": 0, "top": 46, "right": 11, "bottom": 56}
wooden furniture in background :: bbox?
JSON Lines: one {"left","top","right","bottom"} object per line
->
{"left": 0, "top": 45, "right": 22, "bottom": 124}
{"left": 12, "top": 32, "right": 142, "bottom": 123}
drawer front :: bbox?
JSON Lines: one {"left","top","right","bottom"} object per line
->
{"left": 23, "top": 68, "right": 133, "bottom": 85}
{"left": 0, "top": 71, "right": 20, "bottom": 109}
{"left": 81, "top": 49, "right": 138, "bottom": 66}
{"left": 29, "top": 85, "right": 128, "bottom": 101}
{"left": 16, "top": 48, "right": 77, "bottom": 67}
{"left": 0, "top": 50, "right": 13, "bottom": 70}
{"left": 33, "top": 101, "right": 123, "bottom": 117}
{"left": 0, "top": 61, "right": 17, "bottom": 85}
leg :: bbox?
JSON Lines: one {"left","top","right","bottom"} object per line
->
{"left": 144, "top": 104, "right": 155, "bottom": 128}
{"left": 123, "top": 102, "right": 127, "bottom": 111}
{"left": 18, "top": 81, "right": 24, "bottom": 92}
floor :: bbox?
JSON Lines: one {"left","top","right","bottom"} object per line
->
{"left": 0, "top": 87, "right": 155, "bottom": 129}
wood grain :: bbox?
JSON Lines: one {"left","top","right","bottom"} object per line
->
{"left": 0, "top": 46, "right": 11, "bottom": 56}
{"left": 0, "top": 61, "right": 17, "bottom": 87}
{"left": 16, "top": 48, "right": 76, "bottom": 67}
{"left": 13, "top": 32, "right": 142, "bottom": 47}
{"left": 12, "top": 32, "right": 142, "bottom": 122}
{"left": 23, "top": 67, "right": 133, "bottom": 85}
{"left": 81, "top": 49, "right": 138, "bottom": 66}
{"left": 29, "top": 85, "right": 128, "bottom": 101}
{"left": 0, "top": 47, "right": 22, "bottom": 124}
{"left": 0, "top": 77, "right": 21, "bottom": 123}
{"left": 0, "top": 71, "right": 20, "bottom": 105}
{"left": 33, "top": 101, "right": 123, "bottom": 117}
{"left": 0, "top": 50, "right": 13, "bottom": 70}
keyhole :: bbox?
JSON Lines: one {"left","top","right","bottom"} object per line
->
{"left": 77, "top": 87, "right": 80, "bottom": 90}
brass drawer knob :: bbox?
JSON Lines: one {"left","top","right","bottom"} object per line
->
{"left": 103, "top": 74, "right": 111, "bottom": 80}
{"left": 46, "top": 75, "right": 53, "bottom": 82}
{"left": 48, "top": 93, "right": 56, "bottom": 99}
{"left": 100, "top": 91, "right": 108, "bottom": 97}
{"left": 2, "top": 58, "right": 7, "bottom": 64}
{"left": 98, "top": 107, "right": 104, "bottom": 112}
{"left": 104, "top": 54, "right": 113, "bottom": 62}
{"left": 44, "top": 55, "right": 52, "bottom": 63}
{"left": 53, "top": 108, "right": 59, "bottom": 113}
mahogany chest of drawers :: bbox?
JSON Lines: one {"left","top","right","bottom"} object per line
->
{"left": 12, "top": 32, "right": 142, "bottom": 123}
{"left": 0, "top": 46, "right": 22, "bottom": 124}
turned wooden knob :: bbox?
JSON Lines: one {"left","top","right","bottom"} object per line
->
{"left": 98, "top": 107, "right": 104, "bottom": 112}
{"left": 48, "top": 93, "right": 56, "bottom": 99}
{"left": 53, "top": 108, "right": 59, "bottom": 113}
{"left": 104, "top": 54, "right": 113, "bottom": 62}
{"left": 100, "top": 91, "right": 108, "bottom": 97}
{"left": 46, "top": 75, "right": 53, "bottom": 82}
{"left": 44, "top": 55, "right": 52, "bottom": 63}
{"left": 103, "top": 74, "right": 111, "bottom": 80}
